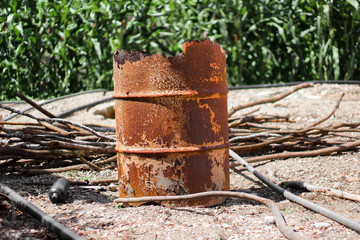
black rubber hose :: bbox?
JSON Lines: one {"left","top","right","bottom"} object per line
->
{"left": 229, "top": 149, "right": 360, "bottom": 234}
{"left": 4, "top": 89, "right": 108, "bottom": 121}
{"left": 0, "top": 182, "right": 84, "bottom": 240}
{"left": 56, "top": 97, "right": 113, "bottom": 118}
{"left": 228, "top": 80, "right": 360, "bottom": 90}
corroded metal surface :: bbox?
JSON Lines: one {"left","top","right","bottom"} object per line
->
{"left": 113, "top": 38, "right": 229, "bottom": 206}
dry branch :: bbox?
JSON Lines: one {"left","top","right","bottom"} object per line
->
{"left": 38, "top": 121, "right": 71, "bottom": 135}
{"left": 0, "top": 132, "right": 115, "bottom": 147}
{"left": 229, "top": 115, "right": 291, "bottom": 128}
{"left": 237, "top": 122, "right": 281, "bottom": 130}
{"left": 0, "top": 104, "right": 115, "bottom": 141}
{"left": 228, "top": 107, "right": 261, "bottom": 122}
{"left": 229, "top": 133, "right": 282, "bottom": 143}
{"left": 0, "top": 147, "right": 86, "bottom": 159}
{"left": 267, "top": 122, "right": 360, "bottom": 135}
{"left": 16, "top": 92, "right": 83, "bottom": 133}
{"left": 310, "top": 93, "right": 345, "bottom": 127}
{"left": 45, "top": 141, "right": 115, "bottom": 153}
{"left": 230, "top": 138, "right": 360, "bottom": 167}
{"left": 230, "top": 135, "right": 294, "bottom": 153}
{"left": 16, "top": 92, "right": 57, "bottom": 118}
{"left": 25, "top": 178, "right": 119, "bottom": 186}
{"left": 282, "top": 181, "right": 360, "bottom": 202}
{"left": 0, "top": 121, "right": 41, "bottom": 126}
{"left": 77, "top": 155, "right": 103, "bottom": 171}
{"left": 70, "top": 178, "right": 118, "bottom": 185}
{"left": 228, "top": 82, "right": 313, "bottom": 117}
{"left": 14, "top": 155, "right": 117, "bottom": 175}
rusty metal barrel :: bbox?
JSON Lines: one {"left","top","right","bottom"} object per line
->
{"left": 113, "top": 38, "right": 229, "bottom": 206}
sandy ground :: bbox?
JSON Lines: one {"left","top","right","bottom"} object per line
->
{"left": 0, "top": 83, "right": 360, "bottom": 239}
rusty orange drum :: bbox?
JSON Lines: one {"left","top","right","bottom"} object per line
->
{"left": 113, "top": 38, "right": 229, "bottom": 206}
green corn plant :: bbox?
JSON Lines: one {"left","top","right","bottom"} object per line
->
{"left": 1, "top": 0, "right": 359, "bottom": 101}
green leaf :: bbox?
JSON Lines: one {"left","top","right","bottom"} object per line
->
{"left": 248, "top": 24, "right": 257, "bottom": 32}
{"left": 332, "top": 46, "right": 340, "bottom": 80}
{"left": 91, "top": 38, "right": 102, "bottom": 60}
{"left": 300, "top": 26, "right": 316, "bottom": 38}
{"left": 346, "top": 0, "right": 359, "bottom": 11}
{"left": 159, "top": 31, "right": 174, "bottom": 36}
{"left": 15, "top": 43, "right": 23, "bottom": 57}
{"left": 15, "top": 23, "right": 23, "bottom": 36}
{"left": 66, "top": 23, "right": 78, "bottom": 31}
{"left": 148, "top": 12, "right": 166, "bottom": 17}
{"left": 268, "top": 22, "right": 286, "bottom": 42}
{"left": 240, "top": 6, "right": 247, "bottom": 15}
{"left": 6, "top": 14, "right": 14, "bottom": 29}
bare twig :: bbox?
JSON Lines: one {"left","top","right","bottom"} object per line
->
{"left": 229, "top": 133, "right": 282, "bottom": 143}
{"left": 91, "top": 155, "right": 117, "bottom": 166}
{"left": 229, "top": 115, "right": 291, "bottom": 128}
{"left": 24, "top": 178, "right": 118, "bottom": 186}
{"left": 230, "top": 123, "right": 360, "bottom": 152}
{"left": 310, "top": 93, "right": 345, "bottom": 127}
{"left": 4, "top": 89, "right": 108, "bottom": 121}
{"left": 228, "top": 82, "right": 313, "bottom": 117}
{"left": 329, "top": 132, "right": 360, "bottom": 139}
{"left": 17, "top": 164, "right": 97, "bottom": 174}
{"left": 56, "top": 97, "right": 113, "bottom": 118}
{"left": 230, "top": 135, "right": 295, "bottom": 153}
{"left": 0, "top": 132, "right": 115, "bottom": 147}
{"left": 77, "top": 155, "right": 103, "bottom": 171}
{"left": 228, "top": 107, "right": 261, "bottom": 122}
{"left": 15, "top": 155, "right": 117, "bottom": 174}
{"left": 230, "top": 139, "right": 360, "bottom": 167}
{"left": 0, "top": 104, "right": 115, "bottom": 141}
{"left": 115, "top": 191, "right": 303, "bottom": 240}
{"left": 0, "top": 121, "right": 40, "bottom": 126}
{"left": 38, "top": 121, "right": 71, "bottom": 135}
{"left": 45, "top": 140, "right": 115, "bottom": 153}
{"left": 16, "top": 92, "right": 83, "bottom": 133}
{"left": 71, "top": 178, "right": 118, "bottom": 185}
{"left": 43, "top": 119, "right": 116, "bottom": 141}
{"left": 0, "top": 147, "right": 86, "bottom": 160}
{"left": 16, "top": 92, "right": 57, "bottom": 118}
{"left": 231, "top": 122, "right": 281, "bottom": 131}
{"left": 282, "top": 181, "right": 360, "bottom": 202}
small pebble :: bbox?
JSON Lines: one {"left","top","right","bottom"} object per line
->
{"left": 227, "top": 234, "right": 241, "bottom": 240}
{"left": 222, "top": 223, "right": 230, "bottom": 228}
{"left": 108, "top": 184, "right": 117, "bottom": 192}
{"left": 293, "top": 226, "right": 300, "bottom": 231}
{"left": 312, "top": 222, "right": 330, "bottom": 228}
{"left": 293, "top": 225, "right": 305, "bottom": 231}
{"left": 263, "top": 216, "right": 275, "bottom": 225}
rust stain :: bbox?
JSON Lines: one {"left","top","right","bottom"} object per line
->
{"left": 114, "top": 38, "right": 229, "bottom": 207}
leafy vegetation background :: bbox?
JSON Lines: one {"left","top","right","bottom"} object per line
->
{"left": 1, "top": 0, "right": 359, "bottom": 100}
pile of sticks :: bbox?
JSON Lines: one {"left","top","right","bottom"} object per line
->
{"left": 0, "top": 93, "right": 117, "bottom": 175}
{"left": 228, "top": 82, "right": 360, "bottom": 167}
{"left": 0, "top": 82, "right": 359, "bottom": 174}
